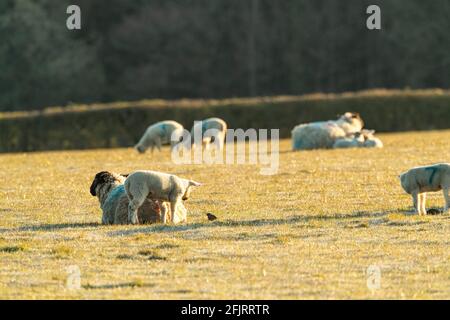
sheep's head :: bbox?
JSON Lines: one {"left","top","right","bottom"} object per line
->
{"left": 399, "top": 172, "right": 410, "bottom": 194}
{"left": 340, "top": 112, "right": 364, "bottom": 130}
{"left": 361, "top": 129, "right": 375, "bottom": 139}
{"left": 135, "top": 144, "right": 146, "bottom": 154}
{"left": 90, "top": 171, "right": 124, "bottom": 196}
{"left": 182, "top": 180, "right": 202, "bottom": 201}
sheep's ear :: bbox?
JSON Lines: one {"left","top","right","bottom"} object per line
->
{"left": 189, "top": 180, "right": 201, "bottom": 187}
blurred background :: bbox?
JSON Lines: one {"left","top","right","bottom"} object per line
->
{"left": 1, "top": 0, "right": 449, "bottom": 112}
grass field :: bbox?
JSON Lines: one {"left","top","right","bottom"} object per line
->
{"left": 0, "top": 130, "right": 449, "bottom": 299}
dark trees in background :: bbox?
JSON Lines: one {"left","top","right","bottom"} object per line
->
{"left": 0, "top": 0, "right": 449, "bottom": 111}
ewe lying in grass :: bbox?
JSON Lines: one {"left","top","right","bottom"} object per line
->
{"left": 90, "top": 171, "right": 186, "bottom": 224}
{"left": 333, "top": 130, "right": 384, "bottom": 149}
{"left": 291, "top": 112, "right": 364, "bottom": 150}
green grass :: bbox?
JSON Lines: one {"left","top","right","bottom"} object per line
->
{"left": 0, "top": 130, "right": 449, "bottom": 299}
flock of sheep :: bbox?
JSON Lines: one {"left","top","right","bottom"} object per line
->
{"left": 90, "top": 113, "right": 449, "bottom": 226}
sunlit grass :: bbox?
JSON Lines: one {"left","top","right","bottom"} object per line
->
{"left": 0, "top": 130, "right": 449, "bottom": 299}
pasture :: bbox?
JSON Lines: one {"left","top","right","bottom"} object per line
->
{"left": 0, "top": 130, "right": 449, "bottom": 299}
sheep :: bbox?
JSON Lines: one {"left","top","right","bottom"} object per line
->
{"left": 291, "top": 112, "right": 364, "bottom": 151}
{"left": 333, "top": 132, "right": 365, "bottom": 149}
{"left": 361, "top": 129, "right": 384, "bottom": 148}
{"left": 135, "top": 120, "right": 184, "bottom": 154}
{"left": 399, "top": 163, "right": 450, "bottom": 215}
{"left": 189, "top": 117, "right": 227, "bottom": 150}
{"left": 125, "top": 170, "right": 201, "bottom": 224}
{"left": 90, "top": 171, "right": 186, "bottom": 224}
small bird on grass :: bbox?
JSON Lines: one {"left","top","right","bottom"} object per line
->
{"left": 206, "top": 213, "right": 217, "bottom": 221}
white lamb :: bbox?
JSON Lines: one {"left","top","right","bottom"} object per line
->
{"left": 135, "top": 120, "right": 184, "bottom": 153}
{"left": 361, "top": 129, "right": 384, "bottom": 148}
{"left": 189, "top": 117, "right": 227, "bottom": 150}
{"left": 399, "top": 163, "right": 450, "bottom": 215}
{"left": 291, "top": 112, "right": 364, "bottom": 151}
{"left": 332, "top": 132, "right": 365, "bottom": 149}
{"left": 125, "top": 170, "right": 201, "bottom": 224}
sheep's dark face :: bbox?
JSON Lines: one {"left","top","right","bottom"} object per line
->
{"left": 90, "top": 171, "right": 116, "bottom": 196}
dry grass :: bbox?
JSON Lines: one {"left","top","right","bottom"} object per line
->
{"left": 0, "top": 130, "right": 449, "bottom": 299}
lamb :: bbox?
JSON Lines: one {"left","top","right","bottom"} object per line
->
{"left": 399, "top": 163, "right": 450, "bottom": 215}
{"left": 291, "top": 112, "right": 364, "bottom": 151}
{"left": 361, "top": 129, "right": 384, "bottom": 148}
{"left": 333, "top": 132, "right": 365, "bottom": 149}
{"left": 135, "top": 120, "right": 184, "bottom": 154}
{"left": 90, "top": 171, "right": 187, "bottom": 224}
{"left": 189, "top": 117, "right": 227, "bottom": 150}
{"left": 125, "top": 170, "right": 201, "bottom": 224}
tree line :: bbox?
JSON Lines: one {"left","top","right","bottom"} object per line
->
{"left": 0, "top": 0, "right": 449, "bottom": 111}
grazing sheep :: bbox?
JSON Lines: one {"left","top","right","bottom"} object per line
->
{"left": 333, "top": 132, "right": 365, "bottom": 149}
{"left": 190, "top": 117, "right": 227, "bottom": 150}
{"left": 361, "top": 129, "right": 384, "bottom": 148}
{"left": 291, "top": 112, "right": 364, "bottom": 150}
{"left": 399, "top": 163, "right": 450, "bottom": 215}
{"left": 135, "top": 120, "right": 184, "bottom": 154}
{"left": 125, "top": 170, "right": 201, "bottom": 224}
{"left": 90, "top": 171, "right": 186, "bottom": 224}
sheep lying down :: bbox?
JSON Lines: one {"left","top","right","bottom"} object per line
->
{"left": 333, "top": 130, "right": 384, "bottom": 149}
{"left": 291, "top": 112, "right": 364, "bottom": 150}
{"left": 399, "top": 163, "right": 450, "bottom": 215}
{"left": 90, "top": 171, "right": 186, "bottom": 224}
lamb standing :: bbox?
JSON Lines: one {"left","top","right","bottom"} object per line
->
{"left": 292, "top": 112, "right": 364, "bottom": 151}
{"left": 135, "top": 120, "right": 184, "bottom": 154}
{"left": 190, "top": 117, "right": 227, "bottom": 150}
{"left": 399, "top": 163, "right": 450, "bottom": 215}
{"left": 125, "top": 170, "right": 201, "bottom": 224}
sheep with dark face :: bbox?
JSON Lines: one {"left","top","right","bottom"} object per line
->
{"left": 90, "top": 171, "right": 185, "bottom": 224}
{"left": 292, "top": 112, "right": 364, "bottom": 151}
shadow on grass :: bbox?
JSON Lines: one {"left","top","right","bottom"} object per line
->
{"left": 0, "top": 222, "right": 101, "bottom": 233}
{"left": 83, "top": 282, "right": 154, "bottom": 290}
{"left": 107, "top": 210, "right": 391, "bottom": 237}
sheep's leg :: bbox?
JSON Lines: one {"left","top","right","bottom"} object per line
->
{"left": 128, "top": 198, "right": 144, "bottom": 224}
{"left": 443, "top": 187, "right": 449, "bottom": 213}
{"left": 412, "top": 191, "right": 420, "bottom": 215}
{"left": 160, "top": 203, "right": 168, "bottom": 224}
{"left": 420, "top": 193, "right": 427, "bottom": 215}
{"left": 155, "top": 137, "right": 162, "bottom": 152}
{"left": 169, "top": 196, "right": 181, "bottom": 223}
